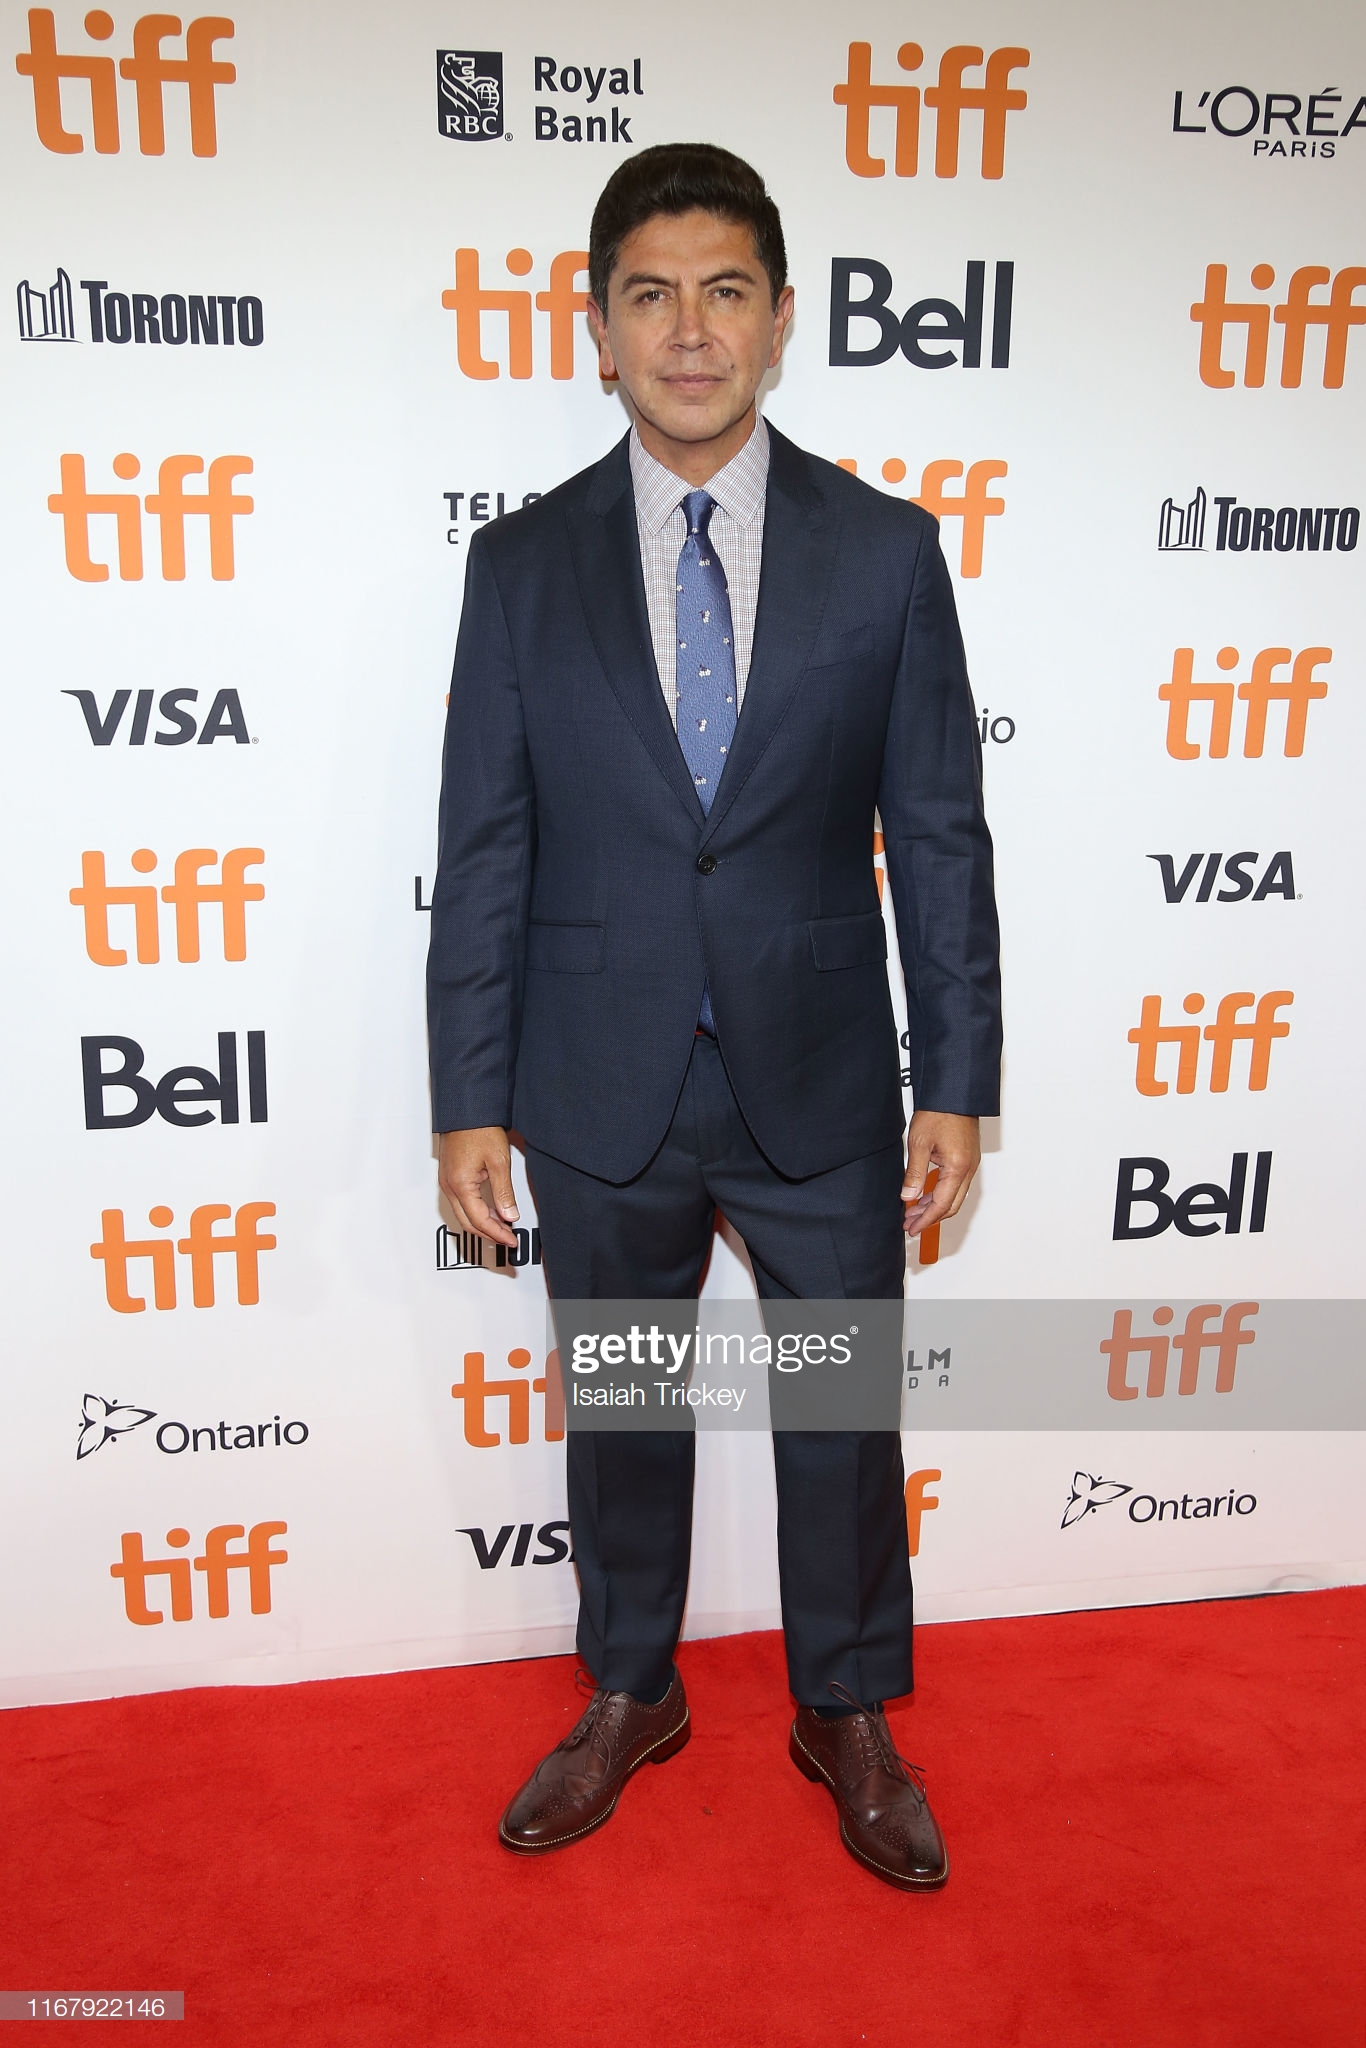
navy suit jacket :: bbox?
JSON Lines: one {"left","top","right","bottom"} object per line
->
{"left": 427, "top": 423, "right": 1001, "bottom": 1184}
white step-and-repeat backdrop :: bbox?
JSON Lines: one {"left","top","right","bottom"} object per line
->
{"left": 2, "top": 0, "right": 1362, "bottom": 1706}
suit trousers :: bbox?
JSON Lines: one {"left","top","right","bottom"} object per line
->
{"left": 526, "top": 1032, "right": 915, "bottom": 1707}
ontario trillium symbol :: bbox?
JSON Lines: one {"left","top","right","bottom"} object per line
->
{"left": 77, "top": 1393, "right": 155, "bottom": 1461}
{"left": 1061, "top": 1471, "right": 1132, "bottom": 1528}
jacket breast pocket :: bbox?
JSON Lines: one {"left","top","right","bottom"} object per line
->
{"left": 808, "top": 911, "right": 888, "bottom": 971}
{"left": 526, "top": 921, "right": 605, "bottom": 974}
{"left": 804, "top": 622, "right": 875, "bottom": 674}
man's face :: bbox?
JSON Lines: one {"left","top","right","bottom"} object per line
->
{"left": 589, "top": 209, "right": 794, "bottom": 454}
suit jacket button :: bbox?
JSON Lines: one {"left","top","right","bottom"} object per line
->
{"left": 696, "top": 853, "right": 717, "bottom": 875}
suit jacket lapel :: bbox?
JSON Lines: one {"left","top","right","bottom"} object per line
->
{"left": 570, "top": 435, "right": 704, "bottom": 824}
{"left": 701, "top": 426, "right": 837, "bottom": 842}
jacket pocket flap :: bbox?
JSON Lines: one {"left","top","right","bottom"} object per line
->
{"left": 526, "top": 921, "right": 605, "bottom": 973}
{"left": 808, "top": 911, "right": 888, "bottom": 971}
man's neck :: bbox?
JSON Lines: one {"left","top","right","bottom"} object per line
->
{"left": 632, "top": 404, "right": 758, "bottom": 487}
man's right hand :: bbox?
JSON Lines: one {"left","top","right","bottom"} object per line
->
{"left": 438, "top": 1127, "right": 520, "bottom": 1248}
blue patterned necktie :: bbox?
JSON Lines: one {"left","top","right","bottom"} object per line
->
{"left": 674, "top": 490, "right": 737, "bottom": 1035}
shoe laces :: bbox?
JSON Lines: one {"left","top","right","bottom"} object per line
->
{"left": 826, "top": 1682, "right": 928, "bottom": 1806}
{"left": 564, "top": 1666, "right": 629, "bottom": 1770}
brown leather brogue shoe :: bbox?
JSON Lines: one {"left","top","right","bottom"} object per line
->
{"left": 498, "top": 1669, "right": 690, "bottom": 1854}
{"left": 790, "top": 1694, "right": 949, "bottom": 1891}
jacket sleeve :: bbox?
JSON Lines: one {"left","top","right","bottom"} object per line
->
{"left": 876, "top": 518, "right": 1002, "bottom": 1116}
{"left": 426, "top": 533, "right": 535, "bottom": 1133}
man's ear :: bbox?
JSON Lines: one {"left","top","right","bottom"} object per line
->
{"left": 768, "top": 285, "right": 796, "bottom": 370}
{"left": 587, "top": 297, "right": 618, "bottom": 382}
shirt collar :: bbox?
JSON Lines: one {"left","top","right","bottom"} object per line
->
{"left": 629, "top": 413, "right": 770, "bottom": 535}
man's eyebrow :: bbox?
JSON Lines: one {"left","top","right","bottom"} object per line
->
{"left": 617, "top": 266, "right": 760, "bottom": 292}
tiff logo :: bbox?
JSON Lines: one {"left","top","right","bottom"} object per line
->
{"left": 442, "top": 248, "right": 589, "bottom": 379}
{"left": 1102, "top": 1304, "right": 1257, "bottom": 1402}
{"left": 1160, "top": 645, "right": 1329, "bottom": 759}
{"left": 17, "top": 265, "right": 76, "bottom": 339}
{"left": 1128, "top": 992, "right": 1292, "bottom": 1096}
{"left": 1192, "top": 264, "right": 1366, "bottom": 388}
{"left": 904, "top": 1469, "right": 940, "bottom": 1555}
{"left": 71, "top": 847, "right": 264, "bottom": 963}
{"left": 834, "top": 41, "right": 1028, "bottom": 177}
{"left": 16, "top": 9, "right": 235, "bottom": 156}
{"left": 49, "top": 453, "right": 253, "bottom": 582}
{"left": 451, "top": 1348, "right": 566, "bottom": 1446}
{"left": 836, "top": 455, "right": 1006, "bottom": 578}
{"left": 1159, "top": 486, "right": 1206, "bottom": 550}
{"left": 111, "top": 1521, "right": 286, "bottom": 1623}
{"left": 91, "top": 1201, "right": 277, "bottom": 1311}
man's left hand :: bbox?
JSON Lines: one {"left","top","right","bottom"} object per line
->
{"left": 903, "top": 1111, "right": 981, "bottom": 1237}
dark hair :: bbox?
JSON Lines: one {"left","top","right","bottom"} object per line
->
{"left": 588, "top": 143, "right": 787, "bottom": 310}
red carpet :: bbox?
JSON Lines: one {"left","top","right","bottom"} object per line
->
{"left": 2, "top": 1589, "right": 1363, "bottom": 2046}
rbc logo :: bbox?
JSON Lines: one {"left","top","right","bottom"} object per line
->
{"left": 437, "top": 50, "right": 503, "bottom": 140}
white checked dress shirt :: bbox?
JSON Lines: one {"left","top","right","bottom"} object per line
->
{"left": 628, "top": 414, "right": 769, "bottom": 725}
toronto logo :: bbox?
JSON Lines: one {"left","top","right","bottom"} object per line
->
{"left": 77, "top": 1392, "right": 155, "bottom": 1460}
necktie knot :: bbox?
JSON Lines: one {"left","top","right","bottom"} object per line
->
{"left": 682, "top": 489, "right": 716, "bottom": 542}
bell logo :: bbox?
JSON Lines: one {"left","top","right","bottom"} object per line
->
{"left": 451, "top": 1347, "right": 566, "bottom": 1445}
{"left": 71, "top": 847, "right": 264, "bottom": 964}
{"left": 90, "top": 1202, "right": 277, "bottom": 1311}
{"left": 1160, "top": 646, "right": 1329, "bottom": 758}
{"left": 834, "top": 41, "right": 1029, "bottom": 178}
{"left": 1191, "top": 264, "right": 1366, "bottom": 389}
{"left": 904, "top": 1468, "right": 941, "bottom": 1555}
{"left": 836, "top": 457, "right": 1006, "bottom": 578}
{"left": 1102, "top": 1304, "right": 1257, "bottom": 1402}
{"left": 1127, "top": 993, "right": 1292, "bottom": 1095}
{"left": 48, "top": 453, "right": 253, "bottom": 581}
{"left": 16, "top": 9, "right": 235, "bottom": 157}
{"left": 110, "top": 1521, "right": 286, "bottom": 1624}
{"left": 442, "top": 249, "right": 590, "bottom": 380}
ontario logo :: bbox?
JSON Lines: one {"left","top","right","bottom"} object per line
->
{"left": 1061, "top": 1471, "right": 1132, "bottom": 1527}
{"left": 77, "top": 1391, "right": 155, "bottom": 1459}
{"left": 1061, "top": 1471, "right": 1258, "bottom": 1527}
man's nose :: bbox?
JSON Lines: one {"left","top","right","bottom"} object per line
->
{"left": 670, "top": 295, "right": 710, "bottom": 346}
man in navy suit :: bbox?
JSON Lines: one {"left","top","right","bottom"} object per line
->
{"left": 428, "top": 144, "right": 1001, "bottom": 1889}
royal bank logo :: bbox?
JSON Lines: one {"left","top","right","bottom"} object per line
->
{"left": 438, "top": 50, "right": 503, "bottom": 139}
